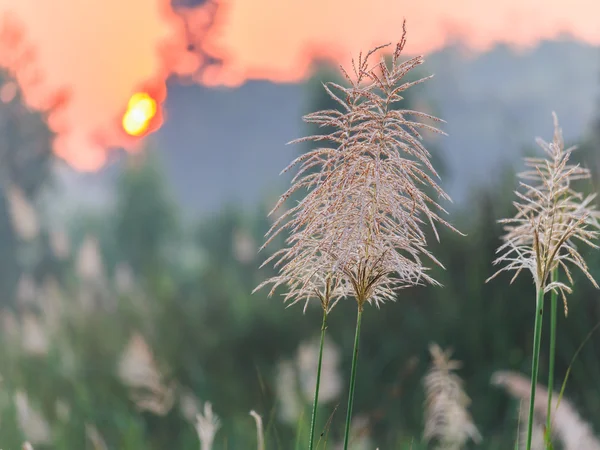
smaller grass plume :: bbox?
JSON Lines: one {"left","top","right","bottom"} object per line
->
{"left": 487, "top": 113, "right": 600, "bottom": 450}
{"left": 423, "top": 343, "right": 481, "bottom": 449}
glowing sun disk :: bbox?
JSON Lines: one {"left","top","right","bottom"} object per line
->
{"left": 122, "top": 92, "right": 157, "bottom": 137}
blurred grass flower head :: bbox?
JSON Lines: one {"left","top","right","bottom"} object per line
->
{"left": 117, "top": 332, "right": 175, "bottom": 416}
{"left": 256, "top": 25, "right": 458, "bottom": 309}
{"left": 492, "top": 371, "right": 600, "bottom": 450}
{"left": 297, "top": 334, "right": 342, "bottom": 403}
{"left": 423, "top": 343, "right": 481, "bottom": 449}
{"left": 488, "top": 113, "right": 600, "bottom": 311}
{"left": 85, "top": 424, "right": 109, "bottom": 450}
{"left": 6, "top": 184, "right": 39, "bottom": 242}
{"left": 274, "top": 359, "right": 303, "bottom": 424}
{"left": 333, "top": 414, "right": 374, "bottom": 450}
{"left": 20, "top": 313, "right": 49, "bottom": 356}
{"left": 195, "top": 402, "right": 221, "bottom": 450}
{"left": 14, "top": 390, "right": 51, "bottom": 446}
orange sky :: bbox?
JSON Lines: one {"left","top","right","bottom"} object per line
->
{"left": 0, "top": 0, "right": 599, "bottom": 170}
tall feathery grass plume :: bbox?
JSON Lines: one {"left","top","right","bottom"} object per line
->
{"left": 487, "top": 113, "right": 600, "bottom": 450}
{"left": 255, "top": 22, "right": 459, "bottom": 450}
{"left": 492, "top": 371, "right": 600, "bottom": 450}
{"left": 423, "top": 343, "right": 481, "bottom": 450}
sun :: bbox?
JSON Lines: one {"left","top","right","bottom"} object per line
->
{"left": 122, "top": 92, "right": 157, "bottom": 137}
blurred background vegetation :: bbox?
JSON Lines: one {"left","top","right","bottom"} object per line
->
{"left": 0, "top": 41, "right": 600, "bottom": 449}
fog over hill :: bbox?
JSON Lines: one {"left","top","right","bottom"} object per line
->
{"left": 56, "top": 39, "right": 600, "bottom": 217}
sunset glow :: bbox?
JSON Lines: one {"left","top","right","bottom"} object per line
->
{"left": 0, "top": 0, "right": 599, "bottom": 170}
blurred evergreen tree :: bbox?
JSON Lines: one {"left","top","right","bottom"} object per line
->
{"left": 114, "top": 149, "right": 179, "bottom": 282}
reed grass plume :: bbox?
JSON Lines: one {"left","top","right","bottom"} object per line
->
{"left": 76, "top": 235, "right": 106, "bottom": 282}
{"left": 274, "top": 359, "right": 302, "bottom": 424}
{"left": 85, "top": 424, "right": 109, "bottom": 450}
{"left": 16, "top": 274, "right": 37, "bottom": 307}
{"left": 14, "top": 390, "right": 52, "bottom": 445}
{"left": 6, "top": 184, "right": 39, "bottom": 242}
{"left": 297, "top": 334, "right": 342, "bottom": 404}
{"left": 333, "top": 414, "right": 375, "bottom": 450}
{"left": 423, "top": 343, "right": 481, "bottom": 449}
{"left": 517, "top": 406, "right": 547, "bottom": 450}
{"left": 492, "top": 371, "right": 600, "bottom": 450}
{"left": 195, "top": 402, "right": 221, "bottom": 450}
{"left": 488, "top": 113, "right": 600, "bottom": 311}
{"left": 20, "top": 313, "right": 49, "bottom": 357}
{"left": 49, "top": 227, "right": 71, "bottom": 260}
{"left": 117, "top": 332, "right": 175, "bottom": 416}
{"left": 249, "top": 410, "right": 265, "bottom": 450}
{"left": 256, "top": 23, "right": 459, "bottom": 310}
{"left": 179, "top": 388, "right": 201, "bottom": 423}
{"left": 274, "top": 338, "right": 342, "bottom": 423}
